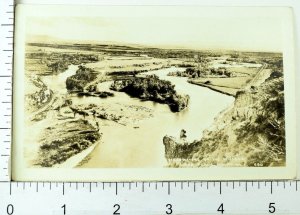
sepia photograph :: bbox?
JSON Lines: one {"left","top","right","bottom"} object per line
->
{"left": 12, "top": 5, "right": 296, "bottom": 181}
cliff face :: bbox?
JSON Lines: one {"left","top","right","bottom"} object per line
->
{"left": 164, "top": 70, "right": 285, "bottom": 167}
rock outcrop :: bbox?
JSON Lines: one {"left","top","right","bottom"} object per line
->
{"left": 110, "top": 75, "right": 189, "bottom": 112}
{"left": 66, "top": 66, "right": 97, "bottom": 91}
{"left": 163, "top": 136, "right": 200, "bottom": 161}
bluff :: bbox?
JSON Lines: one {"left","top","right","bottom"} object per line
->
{"left": 164, "top": 69, "right": 285, "bottom": 167}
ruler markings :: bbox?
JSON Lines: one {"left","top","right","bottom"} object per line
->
{"left": 271, "top": 181, "right": 273, "bottom": 194}
{"left": 2, "top": 180, "right": 300, "bottom": 193}
{"left": 9, "top": 182, "right": 11, "bottom": 195}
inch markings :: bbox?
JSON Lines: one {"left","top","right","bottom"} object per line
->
{"left": 0, "top": 0, "right": 14, "bottom": 181}
{"left": 2, "top": 181, "right": 299, "bottom": 196}
{"left": 0, "top": 181, "right": 299, "bottom": 214}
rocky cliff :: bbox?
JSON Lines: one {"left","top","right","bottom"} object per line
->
{"left": 164, "top": 68, "right": 285, "bottom": 167}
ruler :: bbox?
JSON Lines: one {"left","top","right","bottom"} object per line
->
{"left": 1, "top": 1, "right": 300, "bottom": 214}
{"left": 0, "top": 0, "right": 13, "bottom": 181}
{"left": 0, "top": 181, "right": 299, "bottom": 214}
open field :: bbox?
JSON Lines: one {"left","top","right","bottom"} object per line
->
{"left": 188, "top": 78, "right": 244, "bottom": 96}
{"left": 227, "top": 67, "right": 259, "bottom": 76}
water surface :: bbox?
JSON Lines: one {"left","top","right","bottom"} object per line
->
{"left": 78, "top": 66, "right": 234, "bottom": 168}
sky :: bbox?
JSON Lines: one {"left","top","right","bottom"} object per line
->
{"left": 26, "top": 16, "right": 283, "bottom": 52}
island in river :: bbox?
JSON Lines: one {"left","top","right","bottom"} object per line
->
{"left": 24, "top": 42, "right": 285, "bottom": 168}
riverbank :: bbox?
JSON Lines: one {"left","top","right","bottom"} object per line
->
{"left": 70, "top": 102, "right": 154, "bottom": 126}
{"left": 54, "top": 141, "right": 100, "bottom": 168}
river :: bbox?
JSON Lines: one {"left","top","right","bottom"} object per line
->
{"left": 42, "top": 65, "right": 234, "bottom": 168}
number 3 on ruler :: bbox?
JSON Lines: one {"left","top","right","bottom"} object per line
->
{"left": 166, "top": 204, "right": 173, "bottom": 214}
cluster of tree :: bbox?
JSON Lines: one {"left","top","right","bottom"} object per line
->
{"left": 110, "top": 75, "right": 189, "bottom": 112}
{"left": 66, "top": 66, "right": 97, "bottom": 91}
{"left": 143, "top": 49, "right": 222, "bottom": 60}
{"left": 48, "top": 61, "right": 70, "bottom": 74}
{"left": 28, "top": 51, "right": 99, "bottom": 74}
{"left": 176, "top": 63, "right": 195, "bottom": 68}
{"left": 48, "top": 53, "right": 98, "bottom": 73}
{"left": 263, "top": 58, "right": 283, "bottom": 72}
{"left": 169, "top": 66, "right": 232, "bottom": 78}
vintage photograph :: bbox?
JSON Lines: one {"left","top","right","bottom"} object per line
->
{"left": 13, "top": 5, "right": 296, "bottom": 180}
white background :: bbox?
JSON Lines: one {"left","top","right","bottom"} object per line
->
{"left": 15, "top": 0, "right": 300, "bottom": 178}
